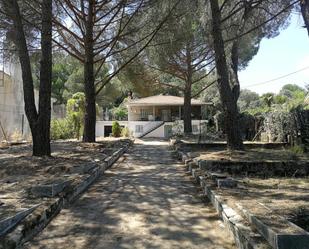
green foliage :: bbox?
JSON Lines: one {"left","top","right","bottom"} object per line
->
{"left": 261, "top": 93, "right": 274, "bottom": 108}
{"left": 121, "top": 127, "right": 130, "bottom": 137}
{"left": 111, "top": 105, "right": 128, "bottom": 120}
{"left": 50, "top": 119, "right": 74, "bottom": 140}
{"left": 112, "top": 121, "right": 122, "bottom": 137}
{"left": 66, "top": 92, "right": 86, "bottom": 139}
{"left": 240, "top": 84, "right": 308, "bottom": 115}
{"left": 32, "top": 53, "right": 80, "bottom": 104}
{"left": 238, "top": 89, "right": 260, "bottom": 112}
{"left": 281, "top": 84, "right": 305, "bottom": 93}
{"left": 273, "top": 94, "right": 288, "bottom": 104}
{"left": 290, "top": 145, "right": 305, "bottom": 155}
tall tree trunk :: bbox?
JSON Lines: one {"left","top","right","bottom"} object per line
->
{"left": 34, "top": 0, "right": 53, "bottom": 155}
{"left": 301, "top": 0, "right": 309, "bottom": 36}
{"left": 209, "top": 0, "right": 244, "bottom": 150}
{"left": 83, "top": 0, "right": 96, "bottom": 142}
{"left": 183, "top": 87, "right": 192, "bottom": 134}
{"left": 183, "top": 45, "right": 193, "bottom": 134}
{"left": 5, "top": 0, "right": 52, "bottom": 156}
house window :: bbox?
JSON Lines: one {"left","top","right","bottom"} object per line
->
{"left": 140, "top": 109, "right": 149, "bottom": 120}
{"left": 135, "top": 125, "right": 143, "bottom": 133}
{"left": 192, "top": 125, "right": 198, "bottom": 133}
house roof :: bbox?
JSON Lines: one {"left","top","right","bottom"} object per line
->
{"left": 127, "top": 95, "right": 211, "bottom": 106}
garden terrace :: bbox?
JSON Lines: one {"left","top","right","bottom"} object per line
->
{"left": 172, "top": 140, "right": 309, "bottom": 177}
{"left": 0, "top": 138, "right": 132, "bottom": 248}
{"left": 174, "top": 141, "right": 309, "bottom": 249}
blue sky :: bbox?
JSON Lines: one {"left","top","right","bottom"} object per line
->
{"left": 239, "top": 14, "right": 309, "bottom": 95}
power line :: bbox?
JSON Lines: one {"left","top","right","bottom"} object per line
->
{"left": 245, "top": 66, "right": 309, "bottom": 87}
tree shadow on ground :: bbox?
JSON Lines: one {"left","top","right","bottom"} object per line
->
{"left": 26, "top": 141, "right": 235, "bottom": 249}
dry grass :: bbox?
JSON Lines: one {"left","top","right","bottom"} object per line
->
{"left": 195, "top": 148, "right": 309, "bottom": 162}
{"left": 213, "top": 176, "right": 309, "bottom": 231}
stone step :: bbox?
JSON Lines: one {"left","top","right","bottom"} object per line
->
{"left": 237, "top": 204, "right": 309, "bottom": 249}
{"left": 0, "top": 205, "right": 39, "bottom": 237}
{"left": 199, "top": 176, "right": 271, "bottom": 249}
{"left": 205, "top": 171, "right": 229, "bottom": 180}
{"left": 30, "top": 179, "right": 73, "bottom": 198}
{"left": 217, "top": 178, "right": 238, "bottom": 189}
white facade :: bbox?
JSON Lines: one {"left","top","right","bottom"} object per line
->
{"left": 96, "top": 95, "right": 210, "bottom": 138}
{"left": 96, "top": 120, "right": 128, "bottom": 137}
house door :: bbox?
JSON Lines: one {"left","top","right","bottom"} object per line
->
{"left": 161, "top": 109, "right": 171, "bottom": 121}
{"left": 164, "top": 125, "right": 172, "bottom": 138}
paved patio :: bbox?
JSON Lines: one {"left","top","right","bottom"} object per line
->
{"left": 25, "top": 139, "right": 235, "bottom": 249}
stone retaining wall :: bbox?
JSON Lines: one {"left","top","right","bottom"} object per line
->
{"left": 0, "top": 140, "right": 133, "bottom": 249}
{"left": 199, "top": 160, "right": 309, "bottom": 177}
{"left": 174, "top": 146, "right": 309, "bottom": 249}
{"left": 172, "top": 142, "right": 308, "bottom": 178}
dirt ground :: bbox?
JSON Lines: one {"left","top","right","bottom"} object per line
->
{"left": 176, "top": 141, "right": 309, "bottom": 232}
{"left": 187, "top": 147, "right": 309, "bottom": 162}
{"left": 0, "top": 139, "right": 130, "bottom": 221}
{"left": 24, "top": 139, "right": 235, "bottom": 249}
{"left": 0, "top": 138, "right": 130, "bottom": 175}
{"left": 212, "top": 177, "right": 309, "bottom": 230}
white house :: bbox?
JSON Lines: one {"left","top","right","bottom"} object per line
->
{"left": 96, "top": 95, "right": 211, "bottom": 138}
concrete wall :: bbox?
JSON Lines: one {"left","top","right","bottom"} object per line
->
{"left": 127, "top": 121, "right": 160, "bottom": 137}
{"left": 96, "top": 121, "right": 128, "bottom": 137}
{"left": 0, "top": 61, "right": 37, "bottom": 141}
{"left": 144, "top": 120, "right": 207, "bottom": 138}
{"left": 144, "top": 123, "right": 166, "bottom": 138}
{"left": 95, "top": 120, "right": 207, "bottom": 138}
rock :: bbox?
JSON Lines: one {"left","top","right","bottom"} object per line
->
{"left": 240, "top": 205, "right": 309, "bottom": 249}
{"left": 207, "top": 172, "right": 228, "bottom": 180}
{"left": 217, "top": 178, "right": 237, "bottom": 188}
{"left": 0, "top": 205, "right": 39, "bottom": 237}
{"left": 30, "top": 180, "right": 72, "bottom": 198}
{"left": 70, "top": 163, "right": 97, "bottom": 174}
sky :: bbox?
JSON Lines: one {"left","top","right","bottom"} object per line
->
{"left": 239, "top": 14, "right": 309, "bottom": 95}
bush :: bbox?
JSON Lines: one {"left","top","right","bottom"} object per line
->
{"left": 290, "top": 145, "right": 304, "bottom": 155}
{"left": 111, "top": 106, "right": 128, "bottom": 120}
{"left": 112, "top": 121, "right": 122, "bottom": 137}
{"left": 50, "top": 119, "right": 74, "bottom": 140}
{"left": 66, "top": 92, "right": 85, "bottom": 139}
{"left": 121, "top": 127, "right": 130, "bottom": 137}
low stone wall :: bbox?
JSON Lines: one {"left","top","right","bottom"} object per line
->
{"left": 180, "top": 156, "right": 270, "bottom": 249}
{"left": 173, "top": 140, "right": 289, "bottom": 151}
{"left": 199, "top": 160, "right": 309, "bottom": 177}
{"left": 174, "top": 146, "right": 309, "bottom": 249}
{"left": 0, "top": 140, "right": 133, "bottom": 249}
{"left": 172, "top": 141, "right": 309, "bottom": 178}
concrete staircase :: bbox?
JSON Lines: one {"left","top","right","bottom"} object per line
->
{"left": 139, "top": 121, "right": 165, "bottom": 138}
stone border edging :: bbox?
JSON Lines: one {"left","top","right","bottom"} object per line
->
{"left": 0, "top": 205, "right": 39, "bottom": 238}
{"left": 174, "top": 144, "right": 309, "bottom": 249}
{"left": 199, "top": 175, "right": 271, "bottom": 249}
{"left": 173, "top": 148, "right": 271, "bottom": 249}
{"left": 0, "top": 140, "right": 133, "bottom": 249}
{"left": 237, "top": 204, "right": 309, "bottom": 249}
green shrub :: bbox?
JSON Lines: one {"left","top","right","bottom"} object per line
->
{"left": 112, "top": 121, "right": 122, "bottom": 137}
{"left": 66, "top": 92, "right": 85, "bottom": 139}
{"left": 290, "top": 145, "right": 304, "bottom": 155}
{"left": 50, "top": 119, "right": 74, "bottom": 140}
{"left": 111, "top": 106, "right": 128, "bottom": 120}
{"left": 121, "top": 127, "right": 130, "bottom": 137}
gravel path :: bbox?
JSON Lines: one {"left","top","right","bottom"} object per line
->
{"left": 25, "top": 139, "right": 235, "bottom": 249}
